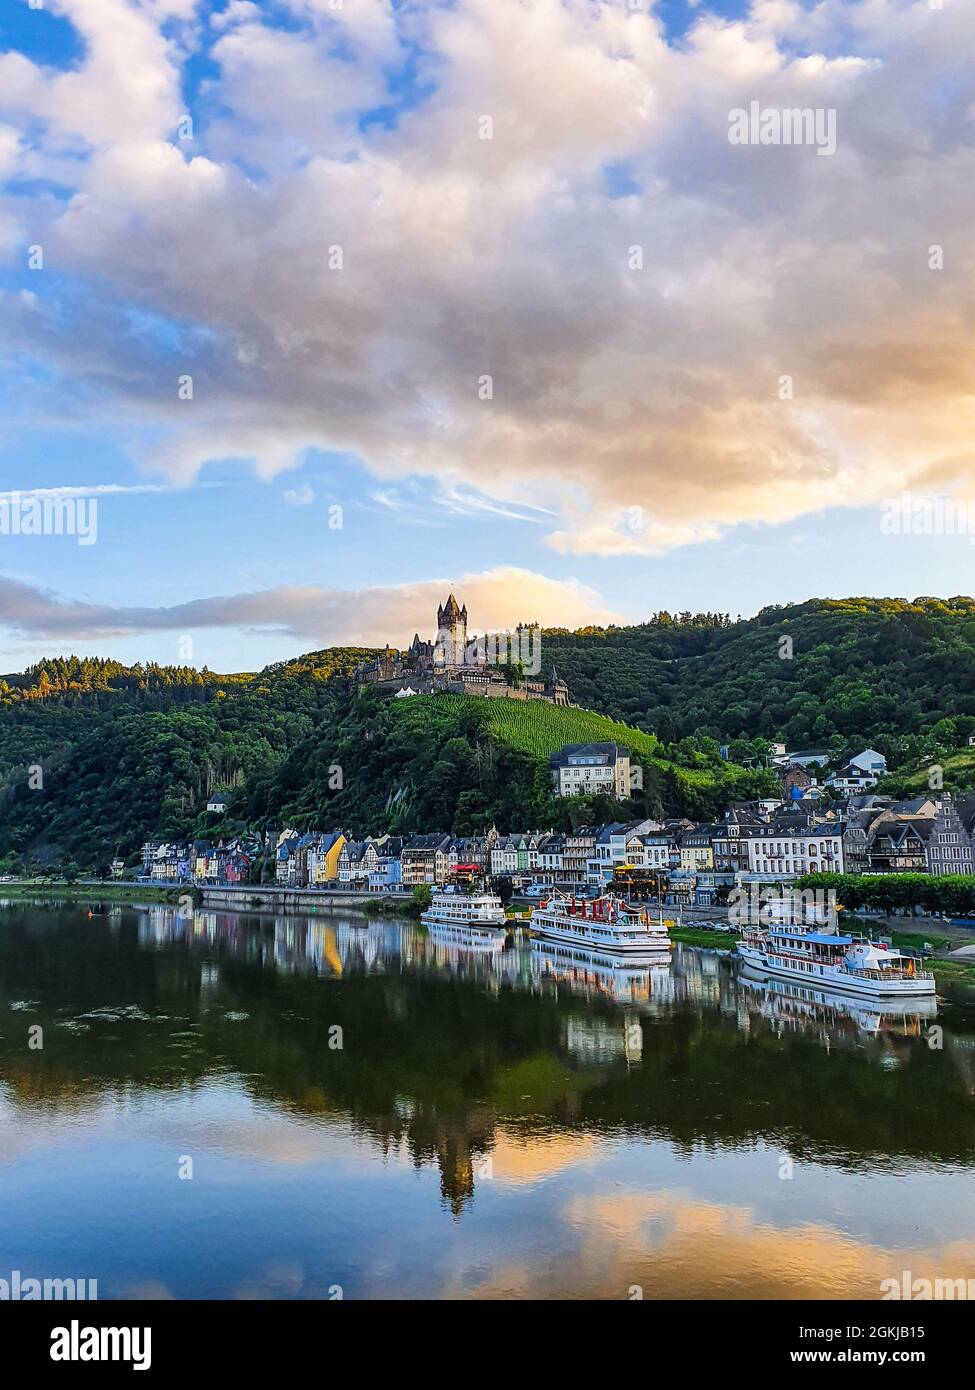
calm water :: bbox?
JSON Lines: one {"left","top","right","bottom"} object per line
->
{"left": 1, "top": 899, "right": 974, "bottom": 1300}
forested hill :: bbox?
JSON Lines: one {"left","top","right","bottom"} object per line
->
{"left": 2, "top": 595, "right": 975, "bottom": 871}
{"left": 542, "top": 597, "right": 975, "bottom": 754}
{"left": 0, "top": 649, "right": 375, "bottom": 871}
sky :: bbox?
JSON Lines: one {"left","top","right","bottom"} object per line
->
{"left": 0, "top": 0, "right": 973, "bottom": 674}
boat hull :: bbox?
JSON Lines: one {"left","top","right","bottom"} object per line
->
{"left": 531, "top": 938, "right": 670, "bottom": 972}
{"left": 530, "top": 921, "right": 671, "bottom": 956}
{"left": 736, "top": 943, "right": 936, "bottom": 998}
{"left": 420, "top": 908, "right": 506, "bottom": 929}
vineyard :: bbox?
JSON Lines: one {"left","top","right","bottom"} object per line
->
{"left": 484, "top": 698, "right": 662, "bottom": 762}
{"left": 384, "top": 692, "right": 721, "bottom": 791}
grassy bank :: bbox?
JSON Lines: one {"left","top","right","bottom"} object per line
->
{"left": 0, "top": 880, "right": 189, "bottom": 906}
{"left": 671, "top": 926, "right": 737, "bottom": 948}
{"left": 884, "top": 930, "right": 975, "bottom": 983}
{"left": 362, "top": 896, "right": 423, "bottom": 919}
{"left": 928, "top": 957, "right": 975, "bottom": 984}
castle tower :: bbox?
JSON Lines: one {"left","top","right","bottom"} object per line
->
{"left": 436, "top": 593, "right": 467, "bottom": 667}
{"left": 546, "top": 665, "right": 569, "bottom": 706}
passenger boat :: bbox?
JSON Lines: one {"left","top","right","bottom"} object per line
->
{"left": 420, "top": 890, "right": 507, "bottom": 929}
{"left": 736, "top": 923, "right": 935, "bottom": 997}
{"left": 529, "top": 890, "right": 673, "bottom": 955}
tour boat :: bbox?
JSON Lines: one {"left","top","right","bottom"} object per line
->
{"left": 529, "top": 890, "right": 673, "bottom": 955}
{"left": 420, "top": 890, "right": 507, "bottom": 929}
{"left": 736, "top": 923, "right": 936, "bottom": 998}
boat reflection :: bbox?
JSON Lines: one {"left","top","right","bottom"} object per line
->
{"left": 736, "top": 962, "right": 939, "bottom": 1042}
{"left": 3, "top": 898, "right": 973, "bottom": 1249}
{"left": 426, "top": 920, "right": 507, "bottom": 955}
{"left": 529, "top": 937, "right": 671, "bottom": 1008}
{"left": 130, "top": 904, "right": 944, "bottom": 1051}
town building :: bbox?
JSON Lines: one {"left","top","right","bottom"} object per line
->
{"left": 368, "top": 836, "right": 405, "bottom": 890}
{"left": 584, "top": 820, "right": 665, "bottom": 886}
{"left": 741, "top": 820, "right": 844, "bottom": 880}
{"left": 307, "top": 830, "right": 345, "bottom": 884}
{"left": 827, "top": 762, "right": 881, "bottom": 794}
{"left": 849, "top": 748, "right": 888, "bottom": 777}
{"left": 401, "top": 833, "right": 452, "bottom": 885}
{"left": 561, "top": 827, "right": 596, "bottom": 886}
{"left": 550, "top": 742, "right": 631, "bottom": 799}
{"left": 778, "top": 763, "right": 817, "bottom": 800}
{"left": 867, "top": 819, "right": 933, "bottom": 873}
{"left": 923, "top": 800, "right": 968, "bottom": 872}
{"left": 786, "top": 749, "right": 831, "bottom": 769}
{"left": 680, "top": 827, "right": 716, "bottom": 873}
{"left": 927, "top": 796, "right": 975, "bottom": 876}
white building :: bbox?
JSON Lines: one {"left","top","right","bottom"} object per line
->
{"left": 743, "top": 825, "right": 844, "bottom": 879}
{"left": 827, "top": 763, "right": 879, "bottom": 793}
{"left": 550, "top": 742, "right": 631, "bottom": 799}
{"left": 490, "top": 836, "right": 520, "bottom": 876}
{"left": 586, "top": 820, "right": 663, "bottom": 885}
{"left": 848, "top": 748, "right": 888, "bottom": 776}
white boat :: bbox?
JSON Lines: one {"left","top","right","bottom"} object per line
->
{"left": 420, "top": 890, "right": 507, "bottom": 929}
{"left": 529, "top": 890, "right": 673, "bottom": 955}
{"left": 736, "top": 923, "right": 935, "bottom": 998}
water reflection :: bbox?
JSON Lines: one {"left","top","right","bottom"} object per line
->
{"left": 0, "top": 900, "right": 973, "bottom": 1298}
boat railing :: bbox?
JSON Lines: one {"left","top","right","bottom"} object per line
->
{"left": 848, "top": 964, "right": 934, "bottom": 982}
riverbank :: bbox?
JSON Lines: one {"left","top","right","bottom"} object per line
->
{"left": 362, "top": 896, "right": 423, "bottom": 919}
{"left": 0, "top": 880, "right": 188, "bottom": 905}
{"left": 925, "top": 956, "right": 975, "bottom": 985}
{"left": 671, "top": 926, "right": 737, "bottom": 948}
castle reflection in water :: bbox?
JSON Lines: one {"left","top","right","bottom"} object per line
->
{"left": 121, "top": 903, "right": 967, "bottom": 1217}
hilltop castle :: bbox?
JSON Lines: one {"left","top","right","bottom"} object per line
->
{"left": 356, "top": 594, "right": 570, "bottom": 705}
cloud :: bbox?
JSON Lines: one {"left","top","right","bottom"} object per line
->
{"left": 282, "top": 483, "right": 315, "bottom": 507}
{"left": 0, "top": 484, "right": 176, "bottom": 501}
{"left": 0, "top": 567, "right": 620, "bottom": 645}
{"left": 2, "top": 0, "right": 975, "bottom": 553}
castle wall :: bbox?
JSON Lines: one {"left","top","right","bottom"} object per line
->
{"left": 355, "top": 596, "right": 569, "bottom": 705}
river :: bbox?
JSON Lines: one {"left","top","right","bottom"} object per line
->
{"left": 1, "top": 899, "right": 973, "bottom": 1300}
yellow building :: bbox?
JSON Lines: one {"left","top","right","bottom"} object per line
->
{"left": 679, "top": 833, "right": 714, "bottom": 873}
{"left": 309, "top": 831, "right": 346, "bottom": 884}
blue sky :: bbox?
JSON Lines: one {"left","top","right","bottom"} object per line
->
{"left": 0, "top": 0, "right": 972, "bottom": 672}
